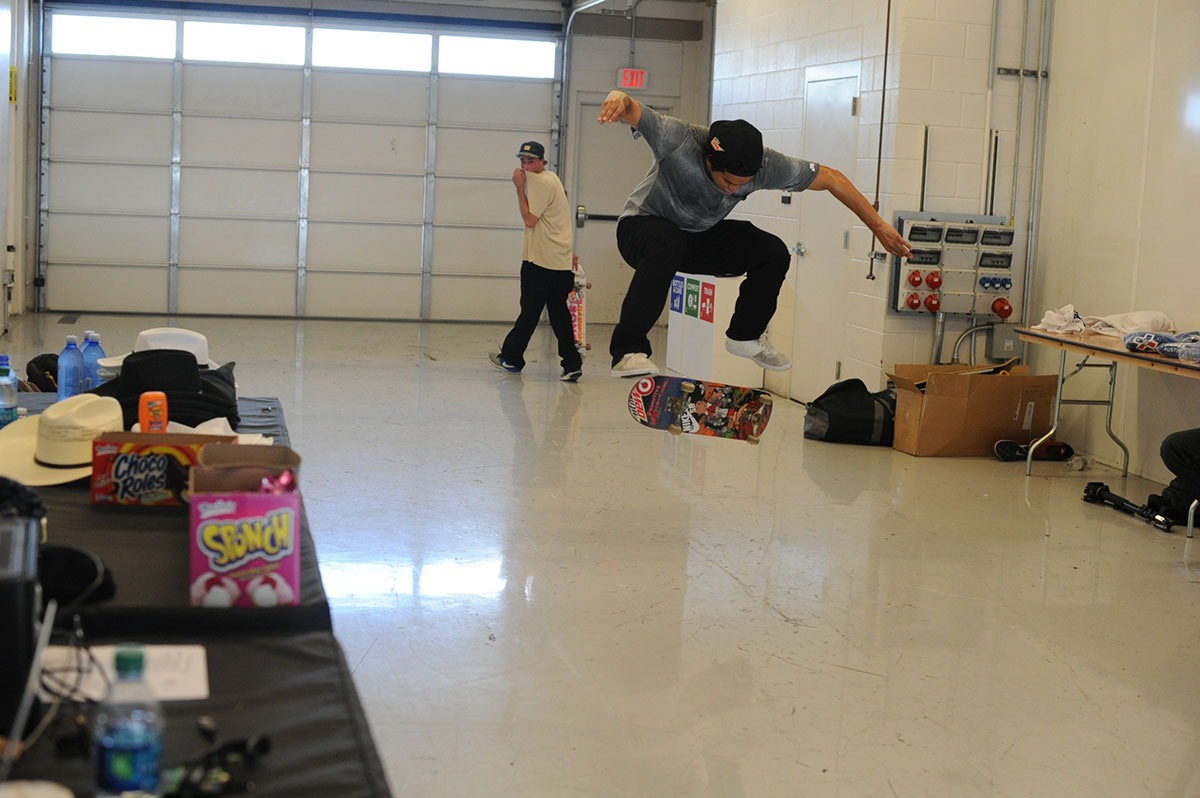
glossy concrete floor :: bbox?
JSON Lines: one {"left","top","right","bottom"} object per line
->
{"left": 5, "top": 312, "right": 1200, "bottom": 797}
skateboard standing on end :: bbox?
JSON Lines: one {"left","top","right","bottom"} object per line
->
{"left": 628, "top": 375, "right": 773, "bottom": 444}
{"left": 567, "top": 255, "right": 591, "bottom": 355}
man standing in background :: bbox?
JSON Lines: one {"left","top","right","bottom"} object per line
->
{"left": 490, "top": 141, "right": 583, "bottom": 382}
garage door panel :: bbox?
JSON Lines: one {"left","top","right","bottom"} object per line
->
{"left": 307, "top": 222, "right": 422, "bottom": 272}
{"left": 437, "top": 128, "right": 542, "bottom": 175}
{"left": 183, "top": 64, "right": 303, "bottom": 117}
{"left": 50, "top": 59, "right": 173, "bottom": 110}
{"left": 308, "top": 173, "right": 424, "bottom": 222}
{"left": 431, "top": 227, "right": 521, "bottom": 275}
{"left": 434, "top": 177, "right": 514, "bottom": 227}
{"left": 49, "top": 164, "right": 169, "bottom": 213}
{"left": 437, "top": 77, "right": 552, "bottom": 127}
{"left": 309, "top": 122, "right": 425, "bottom": 173}
{"left": 49, "top": 110, "right": 171, "bottom": 162}
{"left": 428, "top": 275, "right": 518, "bottom": 321}
{"left": 184, "top": 118, "right": 301, "bottom": 168}
{"left": 179, "top": 218, "right": 297, "bottom": 267}
{"left": 311, "top": 71, "right": 428, "bottom": 123}
{"left": 47, "top": 264, "right": 168, "bottom": 312}
{"left": 304, "top": 272, "right": 421, "bottom": 318}
{"left": 46, "top": 214, "right": 168, "bottom": 263}
{"left": 180, "top": 168, "right": 298, "bottom": 217}
{"left": 177, "top": 268, "right": 295, "bottom": 315}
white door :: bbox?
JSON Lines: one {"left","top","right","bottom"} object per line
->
{"left": 570, "top": 99, "right": 661, "bottom": 326}
{"left": 789, "top": 74, "right": 858, "bottom": 401}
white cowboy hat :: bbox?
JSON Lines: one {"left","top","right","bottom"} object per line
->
{"left": 96, "top": 327, "right": 221, "bottom": 372}
{"left": 0, "top": 395, "right": 123, "bottom": 486}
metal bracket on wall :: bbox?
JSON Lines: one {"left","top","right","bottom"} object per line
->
{"left": 996, "top": 67, "right": 1048, "bottom": 78}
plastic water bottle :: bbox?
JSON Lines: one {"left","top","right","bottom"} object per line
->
{"left": 0, "top": 355, "right": 17, "bottom": 429}
{"left": 94, "top": 645, "right": 164, "bottom": 797}
{"left": 57, "top": 335, "right": 84, "bottom": 400}
{"left": 82, "top": 332, "right": 108, "bottom": 391}
{"left": 1065, "top": 454, "right": 1094, "bottom": 471}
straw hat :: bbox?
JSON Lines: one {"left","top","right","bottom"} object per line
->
{"left": 0, "top": 395, "right": 123, "bottom": 486}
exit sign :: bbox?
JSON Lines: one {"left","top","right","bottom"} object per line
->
{"left": 618, "top": 68, "right": 648, "bottom": 90}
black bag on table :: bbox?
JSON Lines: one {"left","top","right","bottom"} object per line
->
{"left": 803, "top": 378, "right": 896, "bottom": 446}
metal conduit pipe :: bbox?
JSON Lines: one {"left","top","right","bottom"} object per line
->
{"left": 1009, "top": 0, "right": 1031, "bottom": 223}
{"left": 556, "top": 0, "right": 611, "bottom": 178}
{"left": 950, "top": 324, "right": 995, "bottom": 364}
{"left": 1021, "top": 0, "right": 1055, "bottom": 329}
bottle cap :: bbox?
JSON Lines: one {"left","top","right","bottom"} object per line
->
{"left": 66, "top": 335, "right": 78, "bottom": 345}
{"left": 114, "top": 646, "right": 145, "bottom": 677}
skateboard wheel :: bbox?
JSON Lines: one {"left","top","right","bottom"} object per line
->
{"left": 747, "top": 435, "right": 760, "bottom": 445}
{"left": 681, "top": 381, "right": 695, "bottom": 393}
{"left": 585, "top": 343, "right": 592, "bottom": 350}
{"left": 759, "top": 394, "right": 773, "bottom": 406}
{"left": 668, "top": 424, "right": 682, "bottom": 436}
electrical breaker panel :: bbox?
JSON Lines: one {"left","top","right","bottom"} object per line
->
{"left": 889, "top": 212, "right": 1018, "bottom": 321}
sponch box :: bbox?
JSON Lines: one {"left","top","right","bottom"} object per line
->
{"left": 886, "top": 364, "right": 1057, "bottom": 457}
{"left": 92, "top": 432, "right": 237, "bottom": 507}
{"left": 188, "top": 444, "right": 303, "bottom": 608}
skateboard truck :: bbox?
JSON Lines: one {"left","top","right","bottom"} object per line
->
{"left": 1082, "top": 481, "right": 1174, "bottom": 532}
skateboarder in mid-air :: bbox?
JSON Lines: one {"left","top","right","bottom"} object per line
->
{"left": 596, "top": 89, "right": 914, "bottom": 379}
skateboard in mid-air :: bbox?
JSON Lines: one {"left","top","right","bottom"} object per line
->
{"left": 628, "top": 376, "right": 772, "bottom": 444}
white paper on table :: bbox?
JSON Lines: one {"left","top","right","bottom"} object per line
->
{"left": 38, "top": 644, "right": 209, "bottom": 703}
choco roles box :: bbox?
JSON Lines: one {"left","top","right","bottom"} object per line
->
{"left": 92, "top": 432, "right": 236, "bottom": 507}
{"left": 188, "top": 444, "right": 303, "bottom": 609}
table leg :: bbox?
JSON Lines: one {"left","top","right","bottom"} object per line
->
{"left": 1101, "top": 362, "right": 1130, "bottom": 476}
{"left": 1027, "top": 349, "right": 1067, "bottom": 476}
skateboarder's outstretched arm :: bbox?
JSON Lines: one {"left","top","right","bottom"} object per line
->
{"left": 808, "top": 166, "right": 912, "bottom": 259}
{"left": 597, "top": 90, "right": 642, "bottom": 129}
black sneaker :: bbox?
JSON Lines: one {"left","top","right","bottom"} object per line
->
{"left": 560, "top": 368, "right": 582, "bottom": 382}
{"left": 489, "top": 353, "right": 522, "bottom": 374}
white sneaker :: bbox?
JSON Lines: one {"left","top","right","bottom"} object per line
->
{"left": 725, "top": 334, "right": 791, "bottom": 371}
{"left": 610, "top": 352, "right": 659, "bottom": 378}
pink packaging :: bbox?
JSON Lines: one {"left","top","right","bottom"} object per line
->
{"left": 188, "top": 445, "right": 302, "bottom": 608}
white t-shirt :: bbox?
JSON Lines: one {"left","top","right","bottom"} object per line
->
{"left": 522, "top": 170, "right": 573, "bottom": 271}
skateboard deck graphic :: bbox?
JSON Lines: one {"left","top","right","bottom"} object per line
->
{"left": 568, "top": 266, "right": 591, "bottom": 354}
{"left": 628, "top": 376, "right": 772, "bottom": 444}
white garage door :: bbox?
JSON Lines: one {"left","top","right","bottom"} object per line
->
{"left": 40, "top": 10, "right": 558, "bottom": 321}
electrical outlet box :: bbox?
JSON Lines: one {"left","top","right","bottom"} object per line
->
{"left": 987, "top": 323, "right": 1020, "bottom": 360}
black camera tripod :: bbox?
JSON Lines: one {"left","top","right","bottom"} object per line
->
{"left": 1083, "top": 481, "right": 1178, "bottom": 532}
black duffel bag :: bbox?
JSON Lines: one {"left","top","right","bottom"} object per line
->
{"left": 803, "top": 378, "right": 896, "bottom": 445}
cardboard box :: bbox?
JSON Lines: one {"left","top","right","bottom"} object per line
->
{"left": 91, "top": 432, "right": 236, "bottom": 506}
{"left": 886, "top": 364, "right": 1058, "bottom": 457}
{"left": 188, "top": 444, "right": 302, "bottom": 608}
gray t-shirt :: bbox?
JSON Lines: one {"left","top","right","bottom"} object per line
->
{"left": 620, "top": 105, "right": 821, "bottom": 233}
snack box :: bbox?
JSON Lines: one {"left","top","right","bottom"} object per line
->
{"left": 92, "top": 432, "right": 236, "bottom": 507}
{"left": 188, "top": 444, "right": 303, "bottom": 608}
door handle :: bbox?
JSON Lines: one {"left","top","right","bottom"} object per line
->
{"left": 793, "top": 241, "right": 807, "bottom": 256}
{"left": 575, "top": 205, "right": 621, "bottom": 229}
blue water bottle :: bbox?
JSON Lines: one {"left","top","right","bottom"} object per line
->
{"left": 82, "top": 332, "right": 108, "bottom": 391}
{"left": 0, "top": 355, "right": 17, "bottom": 429}
{"left": 94, "top": 645, "right": 164, "bottom": 797}
{"left": 57, "top": 335, "right": 84, "bottom": 400}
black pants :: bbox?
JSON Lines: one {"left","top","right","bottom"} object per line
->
{"left": 611, "top": 215, "right": 791, "bottom": 365}
{"left": 1158, "top": 428, "right": 1200, "bottom": 517}
{"left": 500, "top": 261, "right": 581, "bottom": 372}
